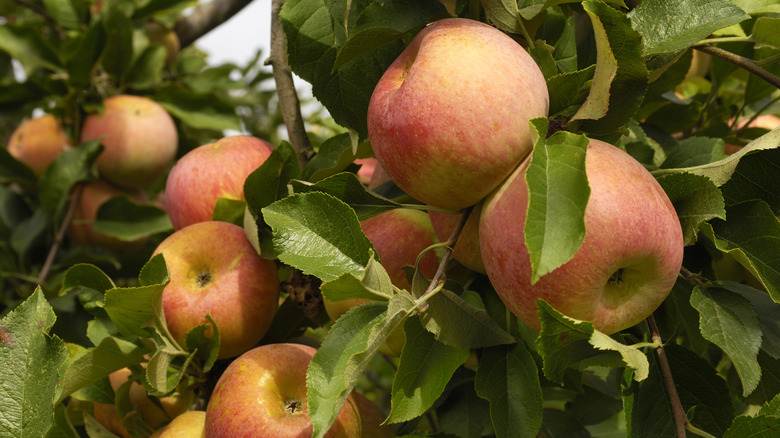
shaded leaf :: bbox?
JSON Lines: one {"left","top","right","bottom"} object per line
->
{"left": 656, "top": 172, "right": 725, "bottom": 246}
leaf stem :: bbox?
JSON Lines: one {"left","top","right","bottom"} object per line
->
{"left": 693, "top": 45, "right": 780, "bottom": 90}
{"left": 686, "top": 423, "right": 718, "bottom": 438}
{"left": 628, "top": 341, "right": 659, "bottom": 350}
{"left": 648, "top": 314, "right": 687, "bottom": 438}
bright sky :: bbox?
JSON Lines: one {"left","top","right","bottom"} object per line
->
{"left": 194, "top": 0, "right": 272, "bottom": 66}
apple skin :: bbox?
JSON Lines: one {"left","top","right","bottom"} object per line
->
{"left": 429, "top": 203, "right": 486, "bottom": 274}
{"left": 353, "top": 392, "right": 394, "bottom": 438}
{"left": 367, "top": 18, "right": 549, "bottom": 210}
{"left": 152, "top": 221, "right": 279, "bottom": 359}
{"left": 93, "top": 367, "right": 194, "bottom": 438}
{"left": 323, "top": 208, "right": 438, "bottom": 356}
{"left": 145, "top": 21, "right": 180, "bottom": 67}
{"left": 154, "top": 410, "right": 206, "bottom": 438}
{"left": 479, "top": 139, "right": 684, "bottom": 334}
{"left": 164, "top": 135, "right": 274, "bottom": 230}
{"left": 68, "top": 179, "right": 149, "bottom": 253}
{"left": 6, "top": 114, "right": 71, "bottom": 176}
{"left": 354, "top": 157, "right": 378, "bottom": 185}
{"left": 204, "top": 343, "right": 363, "bottom": 438}
{"left": 81, "top": 94, "right": 178, "bottom": 189}
{"left": 724, "top": 114, "right": 780, "bottom": 155}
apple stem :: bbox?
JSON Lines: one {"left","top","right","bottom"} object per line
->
{"left": 648, "top": 314, "right": 687, "bottom": 438}
{"left": 37, "top": 184, "right": 82, "bottom": 286}
{"left": 416, "top": 205, "right": 473, "bottom": 311}
{"left": 693, "top": 45, "right": 780, "bottom": 90}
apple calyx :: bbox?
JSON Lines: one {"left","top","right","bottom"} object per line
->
{"left": 195, "top": 271, "right": 212, "bottom": 288}
{"left": 285, "top": 399, "right": 303, "bottom": 415}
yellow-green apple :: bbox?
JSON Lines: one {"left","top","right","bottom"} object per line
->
{"left": 68, "top": 179, "right": 149, "bottom": 253}
{"left": 164, "top": 135, "right": 274, "bottom": 230}
{"left": 93, "top": 367, "right": 194, "bottom": 438}
{"left": 429, "top": 203, "right": 485, "bottom": 274}
{"left": 152, "top": 221, "right": 279, "bottom": 359}
{"left": 479, "top": 139, "right": 684, "bottom": 334}
{"left": 367, "top": 17, "right": 549, "bottom": 210}
{"left": 353, "top": 392, "right": 394, "bottom": 438}
{"left": 323, "top": 208, "right": 438, "bottom": 356}
{"left": 204, "top": 343, "right": 363, "bottom": 437}
{"left": 144, "top": 21, "right": 180, "bottom": 67}
{"left": 6, "top": 114, "right": 71, "bottom": 176}
{"left": 154, "top": 410, "right": 206, "bottom": 438}
{"left": 80, "top": 94, "right": 178, "bottom": 189}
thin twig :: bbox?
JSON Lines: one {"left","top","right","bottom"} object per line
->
{"left": 694, "top": 45, "right": 780, "bottom": 90}
{"left": 173, "top": 0, "right": 253, "bottom": 48}
{"left": 268, "top": 0, "right": 314, "bottom": 169}
{"left": 648, "top": 314, "right": 687, "bottom": 438}
{"left": 417, "top": 205, "right": 473, "bottom": 311}
{"left": 37, "top": 185, "right": 82, "bottom": 286}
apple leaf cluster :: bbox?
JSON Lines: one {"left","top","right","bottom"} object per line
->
{"left": 1, "top": 0, "right": 780, "bottom": 437}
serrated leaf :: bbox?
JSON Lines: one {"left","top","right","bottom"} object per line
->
{"left": 290, "top": 172, "right": 401, "bottom": 220}
{"left": 724, "top": 415, "right": 780, "bottom": 438}
{"left": 724, "top": 281, "right": 780, "bottom": 360}
{"left": 474, "top": 343, "right": 544, "bottom": 438}
{"left": 660, "top": 137, "right": 726, "bottom": 169}
{"left": 690, "top": 286, "right": 762, "bottom": 395}
{"left": 60, "top": 263, "right": 115, "bottom": 296}
{"left": 721, "top": 147, "right": 780, "bottom": 214}
{"left": 386, "top": 317, "right": 468, "bottom": 423}
{"left": 656, "top": 173, "right": 726, "bottom": 246}
{"left": 55, "top": 336, "right": 145, "bottom": 404}
{"left": 308, "top": 293, "right": 417, "bottom": 438}
{"left": 0, "top": 289, "right": 68, "bottom": 438}
{"left": 482, "top": 0, "right": 524, "bottom": 33}
{"left": 700, "top": 200, "right": 780, "bottom": 301}
{"left": 321, "top": 254, "right": 394, "bottom": 302}
{"left": 759, "top": 393, "right": 780, "bottom": 416}
{"left": 0, "top": 24, "right": 62, "bottom": 71}
{"left": 92, "top": 196, "right": 173, "bottom": 241}
{"left": 144, "top": 340, "right": 194, "bottom": 396}
{"left": 524, "top": 123, "right": 590, "bottom": 283}
{"left": 536, "top": 300, "right": 642, "bottom": 383}
{"left": 302, "top": 133, "right": 372, "bottom": 182}
{"left": 547, "top": 65, "right": 595, "bottom": 116}
{"left": 210, "top": 197, "right": 246, "bottom": 226}
{"left": 185, "top": 314, "right": 220, "bottom": 373}
{"left": 104, "top": 278, "right": 169, "bottom": 338}
{"left": 589, "top": 331, "right": 650, "bottom": 381}
{"left": 125, "top": 45, "right": 167, "bottom": 89}
{"left": 38, "top": 140, "right": 102, "bottom": 219}
{"left": 244, "top": 141, "right": 301, "bottom": 214}
{"left": 262, "top": 192, "right": 374, "bottom": 281}
{"left": 154, "top": 86, "right": 241, "bottom": 131}
{"left": 628, "top": 0, "right": 750, "bottom": 56}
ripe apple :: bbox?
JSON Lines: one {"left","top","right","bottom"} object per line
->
{"left": 154, "top": 410, "right": 206, "bottom": 438}
{"left": 164, "top": 135, "right": 274, "bottom": 230}
{"left": 479, "top": 139, "right": 684, "bottom": 334}
{"left": 68, "top": 179, "right": 149, "bottom": 253}
{"left": 353, "top": 392, "right": 394, "bottom": 438}
{"left": 80, "top": 94, "right": 178, "bottom": 189}
{"left": 354, "top": 157, "right": 378, "bottom": 185}
{"left": 724, "top": 114, "right": 780, "bottom": 155}
{"left": 152, "top": 221, "right": 279, "bottom": 359}
{"left": 204, "top": 343, "right": 363, "bottom": 437}
{"left": 6, "top": 114, "right": 71, "bottom": 176}
{"left": 367, "top": 161, "right": 392, "bottom": 191}
{"left": 93, "top": 367, "right": 194, "bottom": 438}
{"left": 367, "top": 17, "right": 549, "bottom": 210}
{"left": 323, "top": 208, "right": 438, "bottom": 356}
{"left": 429, "top": 203, "right": 486, "bottom": 274}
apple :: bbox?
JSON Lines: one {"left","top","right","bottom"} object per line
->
{"left": 204, "top": 343, "right": 363, "bottom": 437}
{"left": 81, "top": 94, "right": 178, "bottom": 189}
{"left": 145, "top": 21, "right": 180, "bottom": 67}
{"left": 429, "top": 203, "right": 486, "bottom": 274}
{"left": 323, "top": 208, "right": 438, "bottom": 356}
{"left": 353, "top": 392, "right": 394, "bottom": 438}
{"left": 68, "top": 179, "right": 149, "bottom": 253}
{"left": 93, "top": 367, "right": 194, "bottom": 438}
{"left": 152, "top": 221, "right": 279, "bottom": 359}
{"left": 724, "top": 114, "right": 780, "bottom": 154}
{"left": 6, "top": 114, "right": 71, "bottom": 176}
{"left": 367, "top": 17, "right": 549, "bottom": 210}
{"left": 367, "top": 161, "right": 392, "bottom": 191}
{"left": 154, "top": 410, "right": 206, "bottom": 438}
{"left": 164, "top": 135, "right": 274, "bottom": 230}
{"left": 479, "top": 139, "right": 684, "bottom": 334}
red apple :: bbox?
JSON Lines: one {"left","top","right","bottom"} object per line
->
{"left": 93, "top": 367, "right": 194, "bottom": 438}
{"left": 152, "top": 221, "right": 279, "bottom": 359}
{"left": 480, "top": 139, "right": 684, "bottom": 334}
{"left": 154, "top": 410, "right": 206, "bottom": 438}
{"left": 204, "top": 343, "right": 363, "bottom": 438}
{"left": 164, "top": 135, "right": 274, "bottom": 230}
{"left": 724, "top": 114, "right": 780, "bottom": 154}
{"left": 367, "top": 18, "right": 549, "bottom": 210}
{"left": 6, "top": 114, "right": 71, "bottom": 176}
{"left": 68, "top": 179, "right": 149, "bottom": 253}
{"left": 353, "top": 392, "right": 394, "bottom": 438}
{"left": 81, "top": 94, "right": 178, "bottom": 189}
{"left": 354, "top": 157, "right": 378, "bottom": 185}
{"left": 429, "top": 203, "right": 485, "bottom": 274}
{"left": 323, "top": 208, "right": 438, "bottom": 356}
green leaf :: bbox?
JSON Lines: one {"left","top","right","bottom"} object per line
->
{"left": 724, "top": 415, "right": 780, "bottom": 438}
{"left": 262, "top": 192, "right": 374, "bottom": 282}
{"left": 38, "top": 140, "right": 102, "bottom": 219}
{"left": 628, "top": 0, "right": 750, "bottom": 56}
{"left": 104, "top": 256, "right": 170, "bottom": 338}
{"left": 524, "top": 124, "right": 590, "bottom": 283}
{"left": 721, "top": 147, "right": 780, "bottom": 214}
{"left": 690, "top": 286, "right": 762, "bottom": 396}
{"left": 154, "top": 86, "right": 241, "bottom": 131}
{"left": 0, "top": 24, "right": 62, "bottom": 71}
{"left": 65, "top": 22, "right": 105, "bottom": 88}
{"left": 436, "top": 373, "right": 491, "bottom": 438}
{"left": 725, "top": 281, "right": 780, "bottom": 360}
{"left": 43, "top": 0, "right": 85, "bottom": 29}
{"left": 320, "top": 254, "right": 395, "bottom": 302}
{"left": 656, "top": 173, "right": 726, "bottom": 246}
{"left": 474, "top": 343, "right": 544, "bottom": 438}
{"left": 244, "top": 141, "right": 301, "bottom": 214}
{"left": 482, "top": 0, "right": 524, "bottom": 33}
{"left": 308, "top": 293, "right": 417, "bottom": 438}
{"left": 59, "top": 263, "right": 115, "bottom": 296}
{"left": 574, "top": 0, "right": 648, "bottom": 135}
{"left": 185, "top": 314, "right": 220, "bottom": 373}
{"left": 700, "top": 200, "right": 780, "bottom": 302}
{"left": 751, "top": 17, "right": 780, "bottom": 48}
{"left": 660, "top": 137, "right": 726, "bottom": 169}
{"left": 536, "top": 300, "right": 647, "bottom": 383}
{"left": 386, "top": 317, "right": 469, "bottom": 423}
{"left": 0, "top": 146, "right": 37, "bottom": 186}
{"left": 210, "top": 197, "right": 246, "bottom": 226}
{"left": 45, "top": 403, "right": 78, "bottom": 438}
{"left": 92, "top": 196, "right": 172, "bottom": 241}
{"left": 0, "top": 288, "right": 68, "bottom": 438}
{"left": 56, "top": 336, "right": 145, "bottom": 404}
{"left": 653, "top": 128, "right": 780, "bottom": 186}
{"left": 11, "top": 209, "right": 49, "bottom": 258}
{"left": 125, "top": 45, "right": 167, "bottom": 89}
{"left": 547, "top": 66, "right": 596, "bottom": 118}
{"left": 301, "top": 133, "right": 371, "bottom": 182}
{"left": 290, "top": 172, "right": 401, "bottom": 221}
{"left": 100, "top": 7, "right": 134, "bottom": 79}
{"left": 144, "top": 339, "right": 194, "bottom": 396}
{"left": 760, "top": 393, "right": 780, "bottom": 416}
